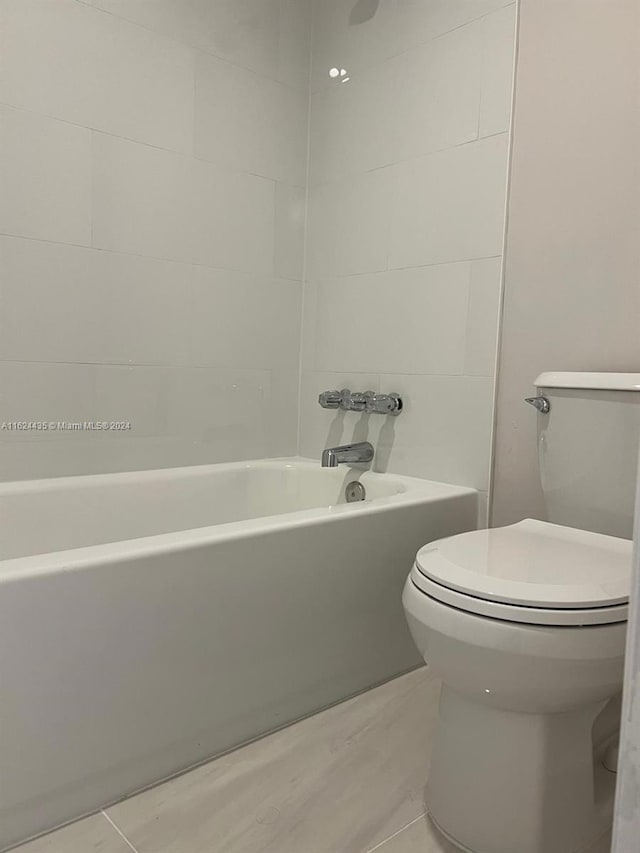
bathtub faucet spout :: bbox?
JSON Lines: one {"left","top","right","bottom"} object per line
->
{"left": 321, "top": 441, "right": 374, "bottom": 469}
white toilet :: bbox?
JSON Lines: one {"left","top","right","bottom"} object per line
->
{"left": 402, "top": 372, "right": 640, "bottom": 853}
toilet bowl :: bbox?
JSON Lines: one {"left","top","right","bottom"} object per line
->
{"left": 402, "top": 519, "right": 631, "bottom": 853}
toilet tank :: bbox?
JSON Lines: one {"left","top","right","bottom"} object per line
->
{"left": 534, "top": 372, "right": 640, "bottom": 539}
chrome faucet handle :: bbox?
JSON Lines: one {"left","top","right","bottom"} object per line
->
{"left": 364, "top": 392, "right": 403, "bottom": 416}
{"left": 346, "top": 391, "right": 367, "bottom": 412}
{"left": 320, "top": 389, "right": 403, "bottom": 415}
{"left": 319, "top": 390, "right": 342, "bottom": 409}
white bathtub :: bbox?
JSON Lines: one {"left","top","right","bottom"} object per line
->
{"left": 0, "top": 458, "right": 476, "bottom": 849}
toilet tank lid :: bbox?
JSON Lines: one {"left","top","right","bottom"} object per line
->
{"left": 535, "top": 372, "right": 640, "bottom": 391}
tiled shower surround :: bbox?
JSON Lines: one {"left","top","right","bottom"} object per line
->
{"left": 0, "top": 0, "right": 516, "bottom": 510}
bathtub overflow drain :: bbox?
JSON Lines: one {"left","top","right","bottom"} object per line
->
{"left": 345, "top": 481, "right": 366, "bottom": 502}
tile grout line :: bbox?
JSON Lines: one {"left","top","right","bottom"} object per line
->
{"left": 101, "top": 812, "right": 139, "bottom": 853}
{"left": 365, "top": 812, "right": 427, "bottom": 853}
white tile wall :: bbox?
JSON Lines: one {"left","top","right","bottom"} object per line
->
{"left": 392, "top": 22, "right": 483, "bottom": 161}
{"left": 0, "top": 107, "right": 92, "bottom": 245}
{"left": 78, "top": 0, "right": 289, "bottom": 83}
{"left": 275, "top": 183, "right": 306, "bottom": 281}
{"left": 464, "top": 257, "right": 503, "bottom": 376}
{"left": 189, "top": 269, "right": 302, "bottom": 370}
{"left": 0, "top": 0, "right": 309, "bottom": 480}
{"left": 389, "top": 133, "right": 509, "bottom": 269}
{"left": 375, "top": 373, "right": 495, "bottom": 491}
{"left": 309, "top": 62, "right": 397, "bottom": 182}
{"left": 0, "top": 362, "right": 97, "bottom": 442}
{"left": 307, "top": 168, "right": 392, "bottom": 278}
{"left": 0, "top": 0, "right": 195, "bottom": 153}
{"left": 0, "top": 237, "right": 191, "bottom": 366}
{"left": 307, "top": 264, "right": 472, "bottom": 375}
{"left": 392, "top": 0, "right": 514, "bottom": 56}
{"left": 479, "top": 4, "right": 517, "bottom": 137}
{"left": 194, "top": 53, "right": 307, "bottom": 184}
{"left": 300, "top": 1, "right": 516, "bottom": 499}
{"left": 91, "top": 133, "right": 276, "bottom": 273}
{"left": 277, "top": 0, "right": 313, "bottom": 86}
{"left": 310, "top": 0, "right": 398, "bottom": 93}
{"left": 0, "top": 0, "right": 514, "bottom": 494}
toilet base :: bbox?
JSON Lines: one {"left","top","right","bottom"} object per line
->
{"left": 427, "top": 814, "right": 613, "bottom": 853}
{"left": 426, "top": 687, "right": 616, "bottom": 853}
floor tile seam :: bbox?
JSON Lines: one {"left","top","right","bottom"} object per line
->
{"left": 365, "top": 811, "right": 428, "bottom": 853}
{"left": 101, "top": 811, "right": 139, "bottom": 853}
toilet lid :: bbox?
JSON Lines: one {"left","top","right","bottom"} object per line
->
{"left": 409, "top": 565, "right": 628, "bottom": 626}
{"left": 414, "top": 519, "right": 631, "bottom": 611}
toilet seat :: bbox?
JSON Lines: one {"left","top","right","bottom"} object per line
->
{"left": 413, "top": 518, "right": 631, "bottom": 626}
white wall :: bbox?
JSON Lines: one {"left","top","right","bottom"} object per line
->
{"left": 0, "top": 0, "right": 310, "bottom": 480}
{"left": 299, "top": 0, "right": 516, "bottom": 519}
{"left": 491, "top": 0, "right": 640, "bottom": 526}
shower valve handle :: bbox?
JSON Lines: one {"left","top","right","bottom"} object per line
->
{"left": 319, "top": 389, "right": 403, "bottom": 415}
{"left": 365, "top": 392, "right": 403, "bottom": 416}
{"left": 318, "top": 390, "right": 342, "bottom": 409}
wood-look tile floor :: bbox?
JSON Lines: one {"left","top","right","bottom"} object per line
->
{"left": 13, "top": 667, "right": 612, "bottom": 853}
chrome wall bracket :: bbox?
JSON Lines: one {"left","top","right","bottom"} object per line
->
{"left": 318, "top": 389, "right": 403, "bottom": 416}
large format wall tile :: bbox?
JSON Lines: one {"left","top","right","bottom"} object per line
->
{"left": 94, "top": 364, "right": 169, "bottom": 439}
{"left": 392, "top": 22, "right": 483, "bottom": 162}
{"left": 464, "top": 257, "right": 503, "bottom": 376}
{"left": 0, "top": 107, "right": 91, "bottom": 245}
{"left": 275, "top": 183, "right": 306, "bottom": 281}
{"left": 0, "top": 0, "right": 195, "bottom": 152}
{"left": 310, "top": 0, "right": 398, "bottom": 93}
{"left": 78, "top": 0, "right": 300, "bottom": 83}
{"left": 309, "top": 264, "right": 471, "bottom": 375}
{"left": 189, "top": 269, "right": 302, "bottom": 370}
{"left": 194, "top": 53, "right": 307, "bottom": 183}
{"left": 309, "top": 62, "right": 397, "bottom": 183}
{"left": 479, "top": 4, "right": 517, "bottom": 137}
{"left": 392, "top": 0, "right": 514, "bottom": 56}
{"left": 277, "top": 0, "right": 313, "bottom": 87}
{"left": 0, "top": 362, "right": 96, "bottom": 442}
{"left": 389, "top": 133, "right": 509, "bottom": 269}
{"left": 375, "top": 374, "right": 495, "bottom": 491}
{"left": 92, "top": 133, "right": 275, "bottom": 273}
{"left": 164, "top": 366, "right": 295, "bottom": 460}
{"left": 307, "top": 168, "right": 391, "bottom": 278}
{"left": 0, "top": 363, "right": 299, "bottom": 479}
{"left": 309, "top": 9, "right": 514, "bottom": 183}
{"left": 0, "top": 237, "right": 191, "bottom": 366}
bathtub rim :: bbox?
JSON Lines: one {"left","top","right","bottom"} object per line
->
{"left": 0, "top": 457, "right": 476, "bottom": 581}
